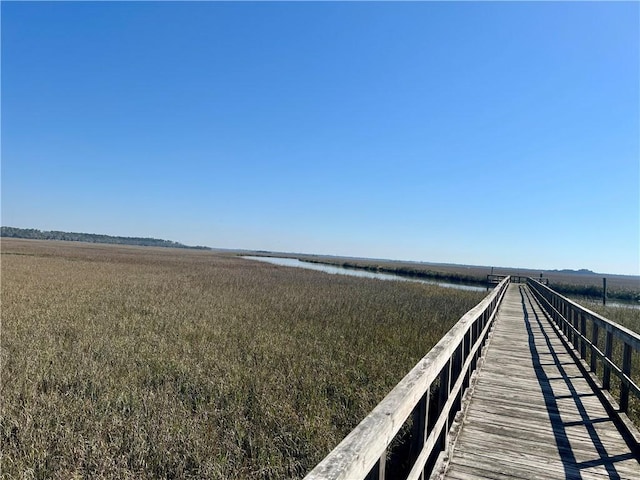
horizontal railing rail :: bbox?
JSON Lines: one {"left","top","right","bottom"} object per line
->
{"left": 487, "top": 273, "right": 548, "bottom": 285}
{"left": 527, "top": 278, "right": 640, "bottom": 413}
{"left": 304, "top": 276, "right": 511, "bottom": 480}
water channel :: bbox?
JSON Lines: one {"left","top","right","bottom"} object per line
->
{"left": 242, "top": 256, "right": 488, "bottom": 292}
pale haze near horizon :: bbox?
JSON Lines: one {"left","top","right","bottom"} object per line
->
{"left": 2, "top": 2, "right": 638, "bottom": 275}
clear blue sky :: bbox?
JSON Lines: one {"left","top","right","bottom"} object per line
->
{"left": 2, "top": 1, "right": 638, "bottom": 275}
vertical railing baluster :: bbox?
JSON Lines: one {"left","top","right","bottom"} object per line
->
{"left": 451, "top": 344, "right": 463, "bottom": 419}
{"left": 603, "top": 330, "right": 613, "bottom": 391}
{"left": 473, "top": 316, "right": 480, "bottom": 368}
{"left": 572, "top": 309, "right": 579, "bottom": 349}
{"left": 438, "top": 360, "right": 451, "bottom": 450}
{"left": 463, "top": 330, "right": 471, "bottom": 390}
{"left": 620, "top": 343, "right": 632, "bottom": 413}
{"left": 580, "top": 313, "right": 587, "bottom": 360}
{"left": 365, "top": 450, "right": 386, "bottom": 480}
{"left": 590, "top": 322, "right": 599, "bottom": 374}
{"left": 410, "top": 389, "right": 430, "bottom": 480}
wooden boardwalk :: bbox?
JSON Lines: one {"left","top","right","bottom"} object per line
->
{"left": 438, "top": 284, "right": 640, "bottom": 480}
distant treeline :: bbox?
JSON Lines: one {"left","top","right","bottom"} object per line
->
{"left": 0, "top": 227, "right": 210, "bottom": 250}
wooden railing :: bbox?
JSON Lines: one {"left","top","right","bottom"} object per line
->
{"left": 487, "top": 273, "right": 548, "bottom": 285}
{"left": 527, "top": 278, "right": 640, "bottom": 414}
{"left": 304, "top": 276, "right": 510, "bottom": 480}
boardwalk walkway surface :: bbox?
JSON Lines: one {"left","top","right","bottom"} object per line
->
{"left": 439, "top": 284, "right": 640, "bottom": 480}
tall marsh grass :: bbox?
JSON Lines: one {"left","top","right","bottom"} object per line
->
{"left": 1, "top": 240, "right": 485, "bottom": 479}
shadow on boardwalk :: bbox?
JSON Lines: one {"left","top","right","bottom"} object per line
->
{"left": 440, "top": 283, "right": 639, "bottom": 480}
{"left": 520, "top": 285, "right": 635, "bottom": 480}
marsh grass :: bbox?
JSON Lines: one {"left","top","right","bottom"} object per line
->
{"left": 1, "top": 240, "right": 485, "bottom": 479}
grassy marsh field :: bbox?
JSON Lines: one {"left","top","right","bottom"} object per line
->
{"left": 0, "top": 239, "right": 486, "bottom": 479}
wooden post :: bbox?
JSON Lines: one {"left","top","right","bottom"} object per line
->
{"left": 365, "top": 450, "right": 387, "bottom": 480}
{"left": 590, "top": 323, "right": 599, "bottom": 373}
{"left": 568, "top": 308, "right": 575, "bottom": 346}
{"left": 410, "top": 390, "right": 429, "bottom": 472}
{"left": 472, "top": 319, "right": 479, "bottom": 369}
{"left": 603, "top": 277, "right": 607, "bottom": 306}
{"left": 603, "top": 331, "right": 613, "bottom": 390}
{"left": 451, "top": 344, "right": 463, "bottom": 415}
{"left": 580, "top": 313, "right": 587, "bottom": 360}
{"left": 620, "top": 343, "right": 632, "bottom": 412}
{"left": 463, "top": 330, "right": 471, "bottom": 390}
{"left": 438, "top": 361, "right": 451, "bottom": 450}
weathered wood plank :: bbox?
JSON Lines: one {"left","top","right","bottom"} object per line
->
{"left": 446, "top": 451, "right": 636, "bottom": 480}
{"left": 438, "top": 284, "right": 640, "bottom": 480}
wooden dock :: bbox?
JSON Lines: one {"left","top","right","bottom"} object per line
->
{"left": 438, "top": 284, "right": 640, "bottom": 479}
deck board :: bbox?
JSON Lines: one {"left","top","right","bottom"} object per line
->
{"left": 439, "top": 284, "right": 640, "bottom": 479}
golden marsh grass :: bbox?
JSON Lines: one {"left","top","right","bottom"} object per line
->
{"left": 0, "top": 239, "right": 486, "bottom": 479}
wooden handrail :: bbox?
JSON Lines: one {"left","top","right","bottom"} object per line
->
{"left": 304, "top": 276, "right": 511, "bottom": 480}
{"left": 527, "top": 278, "right": 640, "bottom": 412}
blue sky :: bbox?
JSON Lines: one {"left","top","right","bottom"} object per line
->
{"left": 2, "top": 1, "right": 638, "bottom": 275}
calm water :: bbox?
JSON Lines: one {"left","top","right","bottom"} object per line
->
{"left": 242, "top": 256, "right": 488, "bottom": 292}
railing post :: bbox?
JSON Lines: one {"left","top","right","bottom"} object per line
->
{"left": 410, "top": 390, "right": 429, "bottom": 479}
{"left": 451, "top": 344, "right": 463, "bottom": 418}
{"left": 471, "top": 319, "right": 479, "bottom": 370}
{"left": 365, "top": 450, "right": 386, "bottom": 480}
{"left": 572, "top": 309, "right": 579, "bottom": 349}
{"left": 438, "top": 360, "right": 451, "bottom": 450}
{"left": 590, "top": 322, "right": 599, "bottom": 374}
{"left": 620, "top": 343, "right": 632, "bottom": 413}
{"left": 463, "top": 330, "right": 471, "bottom": 390}
{"left": 580, "top": 313, "right": 587, "bottom": 360}
{"left": 566, "top": 309, "right": 578, "bottom": 344}
{"left": 603, "top": 330, "right": 613, "bottom": 390}
{"left": 567, "top": 307, "right": 575, "bottom": 346}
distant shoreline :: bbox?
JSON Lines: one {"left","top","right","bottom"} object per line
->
{"left": 0, "top": 226, "right": 210, "bottom": 250}
{"left": 239, "top": 252, "right": 640, "bottom": 304}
